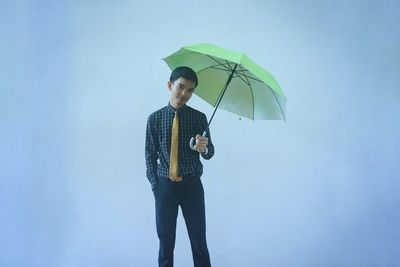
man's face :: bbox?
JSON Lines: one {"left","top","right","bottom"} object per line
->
{"left": 168, "top": 77, "right": 196, "bottom": 109}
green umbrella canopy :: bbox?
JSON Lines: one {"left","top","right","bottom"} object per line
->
{"left": 163, "top": 43, "right": 286, "bottom": 121}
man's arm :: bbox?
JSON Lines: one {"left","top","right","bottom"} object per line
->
{"left": 199, "top": 114, "right": 214, "bottom": 160}
{"left": 145, "top": 114, "right": 159, "bottom": 191}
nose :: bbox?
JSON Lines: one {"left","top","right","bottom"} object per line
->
{"left": 181, "top": 90, "right": 188, "bottom": 98}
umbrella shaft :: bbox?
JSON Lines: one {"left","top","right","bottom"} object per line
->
{"left": 207, "top": 63, "right": 238, "bottom": 130}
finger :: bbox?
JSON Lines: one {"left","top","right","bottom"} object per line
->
{"left": 196, "top": 140, "right": 204, "bottom": 146}
{"left": 196, "top": 146, "right": 205, "bottom": 152}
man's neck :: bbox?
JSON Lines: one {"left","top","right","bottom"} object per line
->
{"left": 169, "top": 101, "right": 184, "bottom": 110}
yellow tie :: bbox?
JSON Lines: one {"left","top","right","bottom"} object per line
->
{"left": 169, "top": 111, "right": 182, "bottom": 182}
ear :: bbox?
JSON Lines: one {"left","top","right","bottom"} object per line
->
{"left": 167, "top": 80, "right": 172, "bottom": 90}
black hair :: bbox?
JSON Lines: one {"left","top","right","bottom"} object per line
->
{"left": 169, "top": 66, "right": 198, "bottom": 87}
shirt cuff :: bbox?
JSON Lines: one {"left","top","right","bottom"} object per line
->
{"left": 201, "top": 147, "right": 208, "bottom": 155}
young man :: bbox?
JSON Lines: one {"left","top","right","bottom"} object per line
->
{"left": 145, "top": 66, "right": 214, "bottom": 267}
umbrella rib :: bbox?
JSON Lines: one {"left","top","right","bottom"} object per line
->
{"left": 231, "top": 67, "right": 264, "bottom": 84}
{"left": 223, "top": 66, "right": 265, "bottom": 83}
{"left": 271, "top": 89, "right": 286, "bottom": 121}
{"left": 193, "top": 56, "right": 232, "bottom": 75}
{"left": 225, "top": 60, "right": 239, "bottom": 73}
{"left": 222, "top": 60, "right": 252, "bottom": 86}
{"left": 222, "top": 60, "right": 235, "bottom": 76}
{"left": 207, "top": 56, "right": 232, "bottom": 70}
{"left": 196, "top": 64, "right": 231, "bottom": 77}
{"left": 166, "top": 53, "right": 233, "bottom": 74}
{"left": 210, "top": 66, "right": 234, "bottom": 72}
{"left": 246, "top": 74, "right": 284, "bottom": 103}
{"left": 197, "top": 65, "right": 257, "bottom": 85}
{"left": 234, "top": 72, "right": 251, "bottom": 86}
{"left": 238, "top": 65, "right": 255, "bottom": 120}
{"left": 257, "top": 82, "right": 286, "bottom": 121}
{"left": 239, "top": 74, "right": 264, "bottom": 83}
{"left": 234, "top": 68, "right": 250, "bottom": 74}
{"left": 196, "top": 58, "right": 236, "bottom": 84}
{"left": 196, "top": 65, "right": 233, "bottom": 83}
{"left": 200, "top": 57, "right": 258, "bottom": 81}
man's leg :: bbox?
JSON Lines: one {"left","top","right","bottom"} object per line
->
{"left": 180, "top": 177, "right": 211, "bottom": 267}
{"left": 155, "top": 178, "right": 179, "bottom": 267}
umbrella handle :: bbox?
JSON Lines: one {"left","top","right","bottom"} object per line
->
{"left": 189, "top": 131, "right": 207, "bottom": 151}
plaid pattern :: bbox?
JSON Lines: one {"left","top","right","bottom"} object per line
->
{"left": 145, "top": 103, "right": 214, "bottom": 190}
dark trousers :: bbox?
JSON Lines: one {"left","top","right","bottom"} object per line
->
{"left": 154, "top": 175, "right": 211, "bottom": 267}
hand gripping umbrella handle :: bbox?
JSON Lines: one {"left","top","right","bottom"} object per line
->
{"left": 189, "top": 131, "right": 207, "bottom": 151}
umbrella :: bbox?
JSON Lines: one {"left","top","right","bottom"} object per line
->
{"left": 163, "top": 43, "right": 286, "bottom": 149}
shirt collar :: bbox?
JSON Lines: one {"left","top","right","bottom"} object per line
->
{"left": 167, "top": 102, "right": 187, "bottom": 114}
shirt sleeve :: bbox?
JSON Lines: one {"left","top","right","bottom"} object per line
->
{"left": 200, "top": 114, "right": 214, "bottom": 160}
{"left": 145, "top": 114, "right": 159, "bottom": 190}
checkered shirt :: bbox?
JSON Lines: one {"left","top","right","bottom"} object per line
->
{"left": 145, "top": 103, "right": 215, "bottom": 190}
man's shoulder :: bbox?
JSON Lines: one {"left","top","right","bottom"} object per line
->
{"left": 185, "top": 105, "right": 206, "bottom": 118}
{"left": 148, "top": 106, "right": 168, "bottom": 119}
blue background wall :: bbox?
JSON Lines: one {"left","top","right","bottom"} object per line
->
{"left": 1, "top": 0, "right": 399, "bottom": 266}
